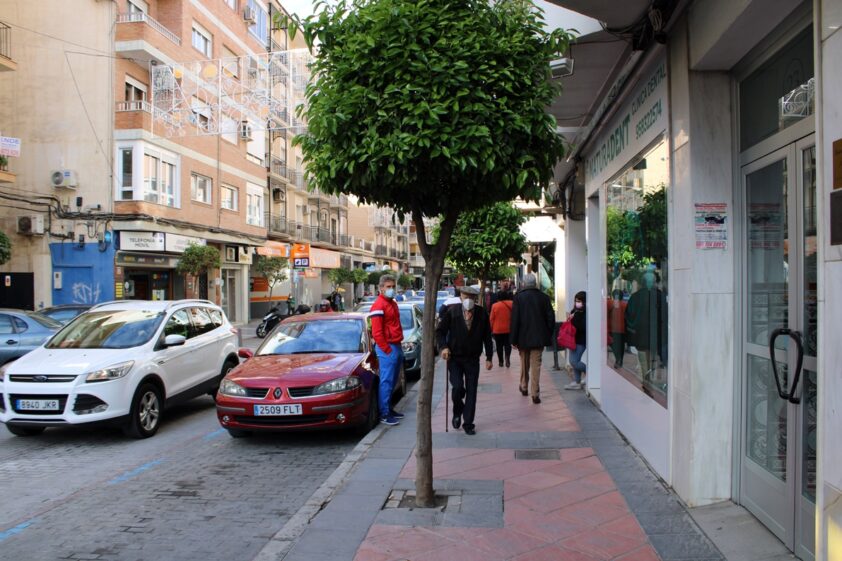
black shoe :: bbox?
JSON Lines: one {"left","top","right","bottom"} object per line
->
{"left": 463, "top": 426, "right": 476, "bottom": 435}
{"left": 520, "top": 388, "right": 528, "bottom": 396}
{"left": 505, "top": 359, "right": 510, "bottom": 368}
{"left": 452, "top": 416, "right": 461, "bottom": 429}
{"left": 499, "top": 361, "right": 504, "bottom": 367}
{"left": 532, "top": 396, "right": 541, "bottom": 404}
{"left": 389, "top": 410, "right": 405, "bottom": 419}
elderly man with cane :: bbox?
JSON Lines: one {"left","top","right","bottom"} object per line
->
{"left": 436, "top": 286, "right": 493, "bottom": 435}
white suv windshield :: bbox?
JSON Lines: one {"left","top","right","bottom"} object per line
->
{"left": 46, "top": 310, "right": 164, "bottom": 349}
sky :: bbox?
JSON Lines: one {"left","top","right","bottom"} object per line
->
{"left": 278, "top": 1, "right": 601, "bottom": 37}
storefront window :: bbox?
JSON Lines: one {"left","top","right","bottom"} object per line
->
{"left": 604, "top": 139, "right": 669, "bottom": 406}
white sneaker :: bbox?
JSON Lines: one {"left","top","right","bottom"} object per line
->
{"left": 564, "top": 382, "right": 583, "bottom": 390}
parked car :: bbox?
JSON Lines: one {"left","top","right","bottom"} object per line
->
{"left": 216, "top": 312, "right": 405, "bottom": 437}
{"left": 0, "top": 299, "right": 239, "bottom": 438}
{"left": 40, "top": 304, "right": 91, "bottom": 325}
{"left": 0, "top": 309, "right": 62, "bottom": 365}
{"left": 350, "top": 302, "right": 424, "bottom": 376}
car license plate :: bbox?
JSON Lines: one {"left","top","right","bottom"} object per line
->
{"left": 17, "top": 399, "right": 60, "bottom": 411}
{"left": 254, "top": 404, "right": 302, "bottom": 416}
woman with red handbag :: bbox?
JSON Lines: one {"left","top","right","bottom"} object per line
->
{"left": 564, "top": 291, "right": 587, "bottom": 390}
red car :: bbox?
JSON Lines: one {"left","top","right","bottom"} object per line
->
{"left": 215, "top": 313, "right": 406, "bottom": 437}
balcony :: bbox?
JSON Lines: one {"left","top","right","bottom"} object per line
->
{"left": 375, "top": 245, "right": 387, "bottom": 257}
{"left": 329, "top": 194, "right": 348, "bottom": 209}
{"left": 268, "top": 215, "right": 292, "bottom": 238}
{"left": 0, "top": 22, "right": 17, "bottom": 72}
{"left": 115, "top": 12, "right": 181, "bottom": 65}
{"left": 389, "top": 248, "right": 398, "bottom": 258}
{"left": 269, "top": 157, "right": 288, "bottom": 181}
{"left": 409, "top": 255, "right": 425, "bottom": 268}
{"left": 308, "top": 187, "right": 329, "bottom": 203}
{"left": 115, "top": 99, "right": 154, "bottom": 130}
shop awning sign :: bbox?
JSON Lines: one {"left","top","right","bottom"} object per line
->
{"left": 291, "top": 243, "right": 310, "bottom": 268}
{"left": 165, "top": 233, "right": 205, "bottom": 253}
{"left": 120, "top": 231, "right": 165, "bottom": 252}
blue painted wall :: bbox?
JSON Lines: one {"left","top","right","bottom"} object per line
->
{"left": 50, "top": 242, "right": 116, "bottom": 305}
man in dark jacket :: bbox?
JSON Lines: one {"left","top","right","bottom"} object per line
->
{"left": 510, "top": 273, "right": 555, "bottom": 404}
{"left": 436, "top": 286, "right": 493, "bottom": 435}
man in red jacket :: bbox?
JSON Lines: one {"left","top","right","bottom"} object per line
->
{"left": 369, "top": 274, "right": 404, "bottom": 426}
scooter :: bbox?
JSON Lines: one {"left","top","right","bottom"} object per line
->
{"left": 256, "top": 304, "right": 312, "bottom": 338}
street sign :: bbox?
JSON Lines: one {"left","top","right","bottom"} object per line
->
{"left": 0, "top": 136, "right": 21, "bottom": 157}
{"left": 293, "top": 257, "right": 310, "bottom": 268}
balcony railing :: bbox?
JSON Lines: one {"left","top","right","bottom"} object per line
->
{"left": 375, "top": 245, "right": 387, "bottom": 256}
{"left": 0, "top": 22, "right": 12, "bottom": 63}
{"left": 116, "top": 100, "right": 152, "bottom": 113}
{"left": 269, "top": 157, "right": 287, "bottom": 179}
{"left": 389, "top": 248, "right": 398, "bottom": 258}
{"left": 116, "top": 12, "right": 181, "bottom": 46}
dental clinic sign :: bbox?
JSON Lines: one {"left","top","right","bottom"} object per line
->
{"left": 585, "top": 56, "right": 668, "bottom": 191}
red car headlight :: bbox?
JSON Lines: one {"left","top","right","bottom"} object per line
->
{"left": 312, "top": 375, "right": 361, "bottom": 395}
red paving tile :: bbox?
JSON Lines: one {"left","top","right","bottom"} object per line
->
{"left": 351, "top": 354, "right": 660, "bottom": 561}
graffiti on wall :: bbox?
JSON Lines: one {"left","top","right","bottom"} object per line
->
{"left": 72, "top": 282, "right": 102, "bottom": 304}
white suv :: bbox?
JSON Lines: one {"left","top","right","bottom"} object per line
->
{"left": 0, "top": 300, "right": 239, "bottom": 438}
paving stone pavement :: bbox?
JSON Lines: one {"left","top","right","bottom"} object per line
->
{"left": 277, "top": 350, "right": 725, "bottom": 561}
{"left": 0, "top": 396, "right": 358, "bottom": 561}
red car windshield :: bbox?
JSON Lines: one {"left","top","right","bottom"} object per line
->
{"left": 257, "top": 319, "right": 365, "bottom": 355}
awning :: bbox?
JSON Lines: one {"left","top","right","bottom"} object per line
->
{"left": 257, "top": 241, "right": 289, "bottom": 257}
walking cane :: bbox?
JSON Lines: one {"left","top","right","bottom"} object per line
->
{"left": 444, "top": 356, "right": 449, "bottom": 433}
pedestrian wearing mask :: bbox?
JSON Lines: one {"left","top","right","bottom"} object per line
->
{"left": 564, "top": 291, "right": 588, "bottom": 390}
{"left": 510, "top": 273, "right": 554, "bottom": 404}
{"left": 369, "top": 274, "right": 404, "bottom": 426}
{"left": 490, "top": 291, "right": 513, "bottom": 367}
{"left": 436, "top": 286, "right": 493, "bottom": 435}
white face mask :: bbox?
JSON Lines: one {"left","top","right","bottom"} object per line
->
{"left": 462, "top": 298, "right": 475, "bottom": 311}
{"left": 384, "top": 288, "right": 395, "bottom": 299}
{"left": 575, "top": 301, "right": 584, "bottom": 309}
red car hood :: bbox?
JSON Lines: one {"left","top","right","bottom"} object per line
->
{"left": 228, "top": 353, "right": 367, "bottom": 386}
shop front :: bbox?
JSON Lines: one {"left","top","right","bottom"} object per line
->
{"left": 250, "top": 241, "right": 291, "bottom": 319}
{"left": 580, "top": 51, "right": 671, "bottom": 480}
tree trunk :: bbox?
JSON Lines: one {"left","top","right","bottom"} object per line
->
{"left": 413, "top": 209, "right": 458, "bottom": 508}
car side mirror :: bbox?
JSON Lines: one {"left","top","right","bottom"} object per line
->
{"left": 238, "top": 348, "right": 254, "bottom": 360}
{"left": 164, "top": 334, "right": 186, "bottom": 347}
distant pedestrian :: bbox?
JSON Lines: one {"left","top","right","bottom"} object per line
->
{"left": 370, "top": 274, "right": 404, "bottom": 426}
{"left": 565, "top": 291, "right": 588, "bottom": 390}
{"left": 436, "top": 286, "right": 493, "bottom": 435}
{"left": 510, "top": 273, "right": 554, "bottom": 404}
{"left": 490, "top": 291, "right": 513, "bottom": 368}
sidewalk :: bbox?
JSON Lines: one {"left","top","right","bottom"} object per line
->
{"left": 261, "top": 351, "right": 727, "bottom": 561}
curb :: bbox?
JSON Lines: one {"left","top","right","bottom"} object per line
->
{"left": 250, "top": 387, "right": 412, "bottom": 561}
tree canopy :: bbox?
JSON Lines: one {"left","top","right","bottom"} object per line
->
{"left": 0, "top": 231, "right": 10, "bottom": 265}
{"left": 328, "top": 267, "right": 355, "bottom": 287}
{"left": 254, "top": 256, "right": 289, "bottom": 297}
{"left": 176, "top": 244, "right": 220, "bottom": 277}
{"left": 442, "top": 202, "right": 526, "bottom": 284}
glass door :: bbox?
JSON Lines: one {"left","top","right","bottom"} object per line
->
{"left": 740, "top": 136, "right": 816, "bottom": 560}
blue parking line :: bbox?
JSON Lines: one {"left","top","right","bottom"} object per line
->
{"left": 0, "top": 519, "right": 37, "bottom": 542}
{"left": 203, "top": 428, "right": 226, "bottom": 441}
{"left": 108, "top": 459, "right": 164, "bottom": 485}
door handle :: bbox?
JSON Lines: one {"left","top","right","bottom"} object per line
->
{"left": 6, "top": 339, "right": 15, "bottom": 345}
{"left": 768, "top": 328, "right": 805, "bottom": 404}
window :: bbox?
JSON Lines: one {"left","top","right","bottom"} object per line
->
{"left": 191, "top": 23, "right": 212, "bottom": 58}
{"left": 247, "top": 183, "right": 265, "bottom": 226}
{"left": 164, "top": 310, "right": 191, "bottom": 339}
{"left": 188, "top": 307, "right": 215, "bottom": 336}
{"left": 124, "top": 77, "right": 146, "bottom": 103}
{"left": 208, "top": 308, "right": 224, "bottom": 327}
{"left": 220, "top": 115, "right": 238, "bottom": 145}
{"left": 246, "top": 119, "right": 265, "bottom": 164}
{"left": 144, "top": 154, "right": 159, "bottom": 203}
{"left": 221, "top": 184, "right": 238, "bottom": 211}
{"left": 191, "top": 96, "right": 211, "bottom": 131}
{"left": 128, "top": 0, "right": 148, "bottom": 14}
{"left": 191, "top": 173, "right": 212, "bottom": 205}
{"left": 604, "top": 138, "right": 669, "bottom": 407}
{"left": 247, "top": 0, "right": 269, "bottom": 44}
{"left": 224, "top": 0, "right": 237, "bottom": 9}
{"left": 117, "top": 142, "right": 179, "bottom": 206}
{"left": 222, "top": 46, "right": 239, "bottom": 79}
{"left": 120, "top": 148, "right": 133, "bottom": 200}
{"left": 0, "top": 314, "right": 12, "bottom": 335}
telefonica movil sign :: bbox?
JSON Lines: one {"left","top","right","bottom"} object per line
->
{"left": 585, "top": 57, "right": 668, "bottom": 190}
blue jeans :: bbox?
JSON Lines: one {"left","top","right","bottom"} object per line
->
{"left": 569, "top": 344, "right": 587, "bottom": 383}
{"left": 375, "top": 343, "right": 403, "bottom": 417}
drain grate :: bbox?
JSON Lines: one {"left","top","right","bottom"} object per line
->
{"left": 515, "top": 449, "right": 560, "bottom": 460}
{"left": 383, "top": 489, "right": 459, "bottom": 511}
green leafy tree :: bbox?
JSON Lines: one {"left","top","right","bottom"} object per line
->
{"left": 442, "top": 202, "right": 526, "bottom": 291}
{"left": 366, "top": 270, "right": 385, "bottom": 287}
{"left": 352, "top": 268, "right": 368, "bottom": 285}
{"left": 176, "top": 244, "right": 221, "bottom": 277}
{"left": 397, "top": 273, "right": 414, "bottom": 290}
{"left": 0, "top": 231, "right": 11, "bottom": 265}
{"left": 328, "top": 267, "right": 355, "bottom": 288}
{"left": 488, "top": 264, "right": 516, "bottom": 283}
{"left": 282, "top": 0, "right": 571, "bottom": 506}
{"left": 636, "top": 186, "right": 667, "bottom": 266}
{"left": 255, "top": 256, "right": 289, "bottom": 299}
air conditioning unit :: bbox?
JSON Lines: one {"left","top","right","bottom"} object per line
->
{"left": 272, "top": 188, "right": 285, "bottom": 202}
{"left": 51, "top": 169, "right": 79, "bottom": 189}
{"left": 239, "top": 121, "right": 253, "bottom": 141}
{"left": 550, "top": 57, "right": 574, "bottom": 79}
{"left": 243, "top": 6, "right": 256, "bottom": 23}
{"left": 17, "top": 214, "right": 45, "bottom": 235}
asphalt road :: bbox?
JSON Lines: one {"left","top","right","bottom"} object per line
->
{"left": 0, "top": 395, "right": 360, "bottom": 561}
